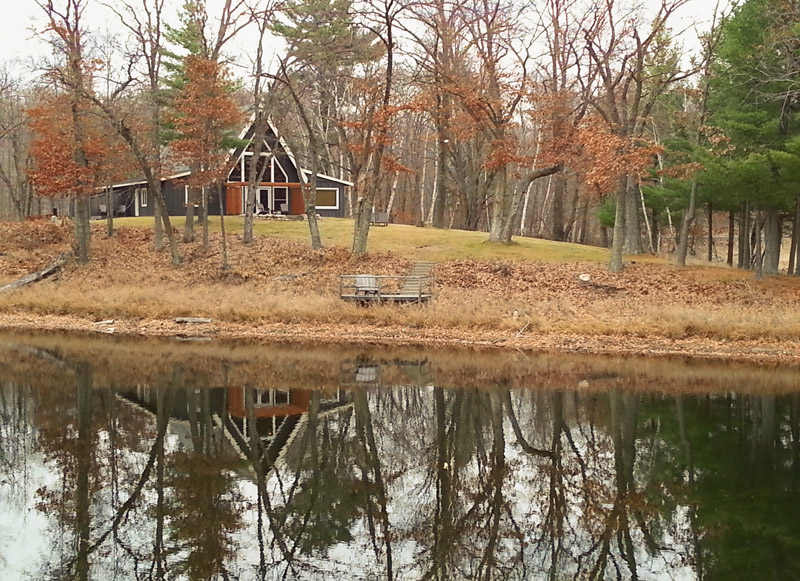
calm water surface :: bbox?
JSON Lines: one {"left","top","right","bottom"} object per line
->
{"left": 1, "top": 332, "right": 799, "bottom": 580}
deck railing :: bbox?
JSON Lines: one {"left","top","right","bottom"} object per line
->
{"left": 339, "top": 274, "right": 434, "bottom": 303}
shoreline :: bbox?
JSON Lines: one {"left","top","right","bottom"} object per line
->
{"left": 2, "top": 312, "right": 799, "bottom": 367}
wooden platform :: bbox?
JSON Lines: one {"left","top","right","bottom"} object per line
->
{"left": 340, "top": 262, "right": 434, "bottom": 304}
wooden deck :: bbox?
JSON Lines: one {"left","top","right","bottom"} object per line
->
{"left": 340, "top": 262, "right": 434, "bottom": 304}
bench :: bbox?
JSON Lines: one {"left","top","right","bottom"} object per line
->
{"left": 370, "top": 212, "right": 389, "bottom": 226}
{"left": 355, "top": 274, "right": 380, "bottom": 295}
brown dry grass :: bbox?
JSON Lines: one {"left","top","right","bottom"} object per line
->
{"left": 1, "top": 220, "right": 799, "bottom": 351}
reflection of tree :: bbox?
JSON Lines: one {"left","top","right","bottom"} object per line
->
{"left": 281, "top": 393, "right": 361, "bottom": 556}
{"left": 33, "top": 360, "right": 102, "bottom": 580}
{"left": 354, "top": 389, "right": 394, "bottom": 579}
{"left": 8, "top": 342, "right": 800, "bottom": 580}
{"left": 424, "top": 389, "right": 522, "bottom": 580}
{"left": 677, "top": 394, "right": 800, "bottom": 580}
{"left": 165, "top": 376, "right": 243, "bottom": 581}
{"left": 0, "top": 381, "right": 34, "bottom": 572}
{"left": 587, "top": 390, "right": 643, "bottom": 580}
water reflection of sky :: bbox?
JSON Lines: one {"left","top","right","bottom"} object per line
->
{"left": 0, "top": 456, "right": 57, "bottom": 580}
{"left": 1, "top": 333, "right": 799, "bottom": 580}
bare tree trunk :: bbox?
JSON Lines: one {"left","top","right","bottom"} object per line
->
{"left": 738, "top": 202, "right": 750, "bottom": 269}
{"left": 218, "top": 183, "right": 229, "bottom": 269}
{"left": 639, "top": 184, "right": 654, "bottom": 254}
{"left": 754, "top": 212, "right": 763, "bottom": 279}
{"left": 789, "top": 194, "right": 800, "bottom": 275}
{"left": 609, "top": 180, "right": 627, "bottom": 272}
{"left": 763, "top": 209, "right": 781, "bottom": 275}
{"left": 74, "top": 197, "right": 90, "bottom": 264}
{"left": 353, "top": 192, "right": 372, "bottom": 254}
{"left": 302, "top": 171, "right": 323, "bottom": 250}
{"left": 727, "top": 210, "right": 735, "bottom": 267}
{"left": 386, "top": 171, "right": 399, "bottom": 215}
{"left": 706, "top": 202, "right": 714, "bottom": 262}
{"left": 154, "top": 207, "right": 164, "bottom": 251}
{"left": 432, "top": 111, "right": 447, "bottom": 228}
{"left": 106, "top": 185, "right": 113, "bottom": 237}
{"left": 624, "top": 177, "right": 641, "bottom": 254}
{"left": 488, "top": 168, "right": 509, "bottom": 243}
{"left": 202, "top": 185, "right": 209, "bottom": 249}
{"left": 551, "top": 176, "right": 565, "bottom": 241}
{"left": 184, "top": 194, "right": 195, "bottom": 243}
{"left": 418, "top": 132, "right": 429, "bottom": 224}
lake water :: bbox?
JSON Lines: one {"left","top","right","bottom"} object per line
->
{"left": 1, "top": 332, "right": 799, "bottom": 580}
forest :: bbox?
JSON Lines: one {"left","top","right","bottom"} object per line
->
{"left": 1, "top": 0, "right": 799, "bottom": 274}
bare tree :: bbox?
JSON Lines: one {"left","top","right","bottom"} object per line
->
{"left": 0, "top": 71, "right": 33, "bottom": 220}
{"left": 100, "top": 0, "right": 182, "bottom": 264}
{"left": 584, "top": 0, "right": 691, "bottom": 271}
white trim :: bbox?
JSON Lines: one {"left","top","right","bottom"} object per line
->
{"left": 111, "top": 171, "right": 191, "bottom": 189}
{"left": 113, "top": 179, "right": 147, "bottom": 188}
{"left": 139, "top": 186, "right": 148, "bottom": 207}
{"left": 314, "top": 187, "right": 339, "bottom": 209}
{"left": 300, "top": 169, "right": 353, "bottom": 186}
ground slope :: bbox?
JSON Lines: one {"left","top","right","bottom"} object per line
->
{"left": 1, "top": 220, "right": 798, "bottom": 364}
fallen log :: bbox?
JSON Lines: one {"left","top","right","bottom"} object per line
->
{"left": 0, "top": 253, "right": 69, "bottom": 294}
{"left": 174, "top": 317, "right": 213, "bottom": 324}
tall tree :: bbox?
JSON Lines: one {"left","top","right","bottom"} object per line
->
{"left": 350, "top": 0, "right": 404, "bottom": 255}
{"left": 585, "top": 0, "right": 691, "bottom": 271}
{"left": 35, "top": 0, "right": 95, "bottom": 263}
{"left": 271, "top": 0, "right": 378, "bottom": 250}
{"left": 98, "top": 0, "right": 183, "bottom": 264}
{"left": 706, "top": 0, "right": 800, "bottom": 275}
{"left": 0, "top": 71, "right": 34, "bottom": 220}
{"left": 170, "top": 55, "right": 242, "bottom": 263}
{"left": 164, "top": 0, "right": 250, "bottom": 245}
{"left": 28, "top": 93, "right": 132, "bottom": 240}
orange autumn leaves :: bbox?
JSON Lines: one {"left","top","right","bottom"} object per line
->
{"left": 28, "top": 95, "right": 134, "bottom": 200}
{"left": 169, "top": 57, "right": 243, "bottom": 189}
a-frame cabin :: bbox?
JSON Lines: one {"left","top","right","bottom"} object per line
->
{"left": 222, "top": 121, "right": 351, "bottom": 217}
{"left": 93, "top": 120, "right": 352, "bottom": 219}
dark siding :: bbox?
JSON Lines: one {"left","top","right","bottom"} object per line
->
{"left": 276, "top": 152, "right": 300, "bottom": 182}
{"left": 163, "top": 181, "right": 185, "bottom": 216}
{"left": 315, "top": 177, "right": 346, "bottom": 218}
{"left": 135, "top": 184, "right": 155, "bottom": 217}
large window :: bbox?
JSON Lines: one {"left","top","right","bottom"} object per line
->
{"left": 316, "top": 188, "right": 338, "bottom": 208}
{"left": 273, "top": 158, "right": 288, "bottom": 182}
{"left": 254, "top": 389, "right": 291, "bottom": 408}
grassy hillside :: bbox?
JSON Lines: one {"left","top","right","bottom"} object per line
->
{"left": 124, "top": 216, "right": 621, "bottom": 263}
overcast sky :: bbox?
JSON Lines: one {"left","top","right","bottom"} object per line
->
{"left": 1, "top": 0, "right": 732, "bottom": 81}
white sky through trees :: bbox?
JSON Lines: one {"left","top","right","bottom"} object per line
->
{"left": 2, "top": 0, "right": 731, "bottom": 81}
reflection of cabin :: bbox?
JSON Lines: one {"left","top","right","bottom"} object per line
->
{"left": 224, "top": 388, "right": 352, "bottom": 470}
{"left": 91, "top": 120, "right": 352, "bottom": 219}
{"left": 116, "top": 385, "right": 352, "bottom": 473}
